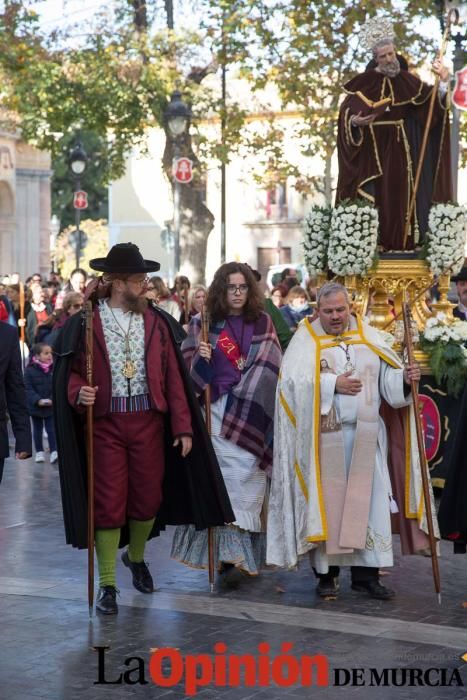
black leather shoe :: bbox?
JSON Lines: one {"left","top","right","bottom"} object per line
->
{"left": 121, "top": 550, "right": 154, "bottom": 593}
{"left": 351, "top": 580, "right": 396, "bottom": 600}
{"left": 96, "top": 586, "right": 118, "bottom": 615}
{"left": 316, "top": 577, "right": 339, "bottom": 597}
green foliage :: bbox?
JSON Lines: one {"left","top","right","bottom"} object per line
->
{"left": 55, "top": 219, "right": 109, "bottom": 279}
{"left": 420, "top": 336, "right": 467, "bottom": 398}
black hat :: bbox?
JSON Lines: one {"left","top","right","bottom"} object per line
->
{"left": 452, "top": 262, "right": 467, "bottom": 283}
{"left": 89, "top": 243, "right": 160, "bottom": 273}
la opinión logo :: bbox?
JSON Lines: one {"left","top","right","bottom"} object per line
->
{"left": 93, "top": 645, "right": 464, "bottom": 695}
{"left": 94, "top": 643, "right": 329, "bottom": 695}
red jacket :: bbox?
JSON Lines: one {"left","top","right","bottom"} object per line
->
{"left": 68, "top": 306, "right": 192, "bottom": 437}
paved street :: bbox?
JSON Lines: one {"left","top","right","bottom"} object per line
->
{"left": 0, "top": 447, "right": 466, "bottom": 700}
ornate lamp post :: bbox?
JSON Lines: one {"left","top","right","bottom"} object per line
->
{"left": 164, "top": 90, "right": 191, "bottom": 274}
{"left": 49, "top": 214, "right": 60, "bottom": 273}
{"left": 69, "top": 141, "right": 88, "bottom": 268}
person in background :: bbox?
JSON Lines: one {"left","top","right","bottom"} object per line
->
{"left": 270, "top": 286, "right": 286, "bottom": 308}
{"left": 171, "top": 275, "right": 191, "bottom": 317}
{"left": 47, "top": 280, "right": 59, "bottom": 308}
{"left": 24, "top": 343, "right": 57, "bottom": 464}
{"left": 148, "top": 276, "right": 181, "bottom": 319}
{"left": 306, "top": 278, "right": 318, "bottom": 305}
{"left": 181, "top": 285, "right": 207, "bottom": 329}
{"left": 26, "top": 284, "right": 52, "bottom": 347}
{"left": 0, "top": 322, "right": 32, "bottom": 484}
{"left": 452, "top": 264, "right": 467, "bottom": 321}
{"left": 37, "top": 292, "right": 85, "bottom": 347}
{"left": 280, "top": 285, "right": 312, "bottom": 332}
{"left": 280, "top": 267, "right": 299, "bottom": 293}
{"left": 55, "top": 268, "right": 88, "bottom": 309}
{"left": 245, "top": 265, "right": 292, "bottom": 352}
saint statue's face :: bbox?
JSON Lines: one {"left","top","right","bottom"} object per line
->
{"left": 318, "top": 292, "right": 351, "bottom": 336}
{"left": 375, "top": 43, "right": 400, "bottom": 78}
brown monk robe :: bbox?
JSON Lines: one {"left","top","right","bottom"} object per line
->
{"left": 336, "top": 63, "right": 452, "bottom": 251}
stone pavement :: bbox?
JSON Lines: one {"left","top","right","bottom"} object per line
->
{"left": 0, "top": 452, "right": 466, "bottom": 700}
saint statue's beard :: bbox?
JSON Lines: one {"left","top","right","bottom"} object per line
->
{"left": 123, "top": 290, "right": 148, "bottom": 314}
{"left": 378, "top": 60, "right": 400, "bottom": 78}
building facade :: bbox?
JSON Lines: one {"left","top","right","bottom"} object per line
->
{"left": 0, "top": 130, "right": 52, "bottom": 278}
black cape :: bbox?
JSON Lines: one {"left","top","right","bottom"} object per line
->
{"left": 52, "top": 304, "right": 234, "bottom": 549}
{"left": 437, "top": 384, "right": 467, "bottom": 553}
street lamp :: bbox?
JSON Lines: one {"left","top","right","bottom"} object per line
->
{"left": 69, "top": 141, "right": 88, "bottom": 268}
{"left": 164, "top": 90, "right": 191, "bottom": 274}
{"left": 49, "top": 215, "right": 60, "bottom": 273}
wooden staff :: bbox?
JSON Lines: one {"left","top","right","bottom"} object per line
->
{"left": 402, "top": 298, "right": 441, "bottom": 603}
{"left": 403, "top": 8, "right": 458, "bottom": 248}
{"left": 85, "top": 300, "right": 95, "bottom": 617}
{"left": 19, "top": 281, "right": 26, "bottom": 370}
{"left": 201, "top": 305, "right": 215, "bottom": 592}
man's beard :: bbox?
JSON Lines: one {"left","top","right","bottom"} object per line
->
{"left": 123, "top": 290, "right": 148, "bottom": 314}
{"left": 378, "top": 60, "right": 400, "bottom": 78}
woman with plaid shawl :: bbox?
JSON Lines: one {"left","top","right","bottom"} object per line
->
{"left": 171, "top": 262, "right": 282, "bottom": 582}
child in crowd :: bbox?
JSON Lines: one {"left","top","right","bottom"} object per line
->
{"left": 24, "top": 343, "right": 57, "bottom": 463}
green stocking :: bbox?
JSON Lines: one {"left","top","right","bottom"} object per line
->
{"left": 128, "top": 518, "right": 155, "bottom": 563}
{"left": 95, "top": 528, "right": 120, "bottom": 587}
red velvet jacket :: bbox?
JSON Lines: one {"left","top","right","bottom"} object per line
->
{"left": 68, "top": 306, "right": 192, "bottom": 438}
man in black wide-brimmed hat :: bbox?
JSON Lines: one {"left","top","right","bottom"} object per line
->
{"left": 53, "top": 243, "right": 233, "bottom": 615}
{"left": 452, "top": 262, "right": 467, "bottom": 321}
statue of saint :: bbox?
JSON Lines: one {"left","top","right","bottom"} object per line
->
{"left": 336, "top": 18, "right": 452, "bottom": 251}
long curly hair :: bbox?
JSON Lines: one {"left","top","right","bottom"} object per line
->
{"left": 207, "top": 262, "right": 264, "bottom": 323}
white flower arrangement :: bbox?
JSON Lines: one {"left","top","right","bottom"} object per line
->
{"left": 425, "top": 203, "right": 467, "bottom": 276}
{"left": 420, "top": 312, "right": 467, "bottom": 397}
{"left": 302, "top": 205, "right": 332, "bottom": 275}
{"left": 327, "top": 200, "right": 379, "bottom": 276}
{"left": 423, "top": 312, "right": 467, "bottom": 344}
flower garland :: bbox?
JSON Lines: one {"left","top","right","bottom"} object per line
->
{"left": 425, "top": 202, "right": 467, "bottom": 276}
{"left": 302, "top": 204, "right": 332, "bottom": 275}
{"left": 420, "top": 312, "right": 467, "bottom": 397}
{"left": 328, "top": 199, "right": 379, "bottom": 276}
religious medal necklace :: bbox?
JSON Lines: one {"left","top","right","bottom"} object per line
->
{"left": 108, "top": 304, "right": 137, "bottom": 380}
{"left": 226, "top": 317, "right": 246, "bottom": 371}
{"left": 338, "top": 342, "right": 355, "bottom": 373}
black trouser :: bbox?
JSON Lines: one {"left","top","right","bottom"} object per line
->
{"left": 314, "top": 565, "right": 379, "bottom": 584}
{"left": 0, "top": 458, "right": 4, "bottom": 485}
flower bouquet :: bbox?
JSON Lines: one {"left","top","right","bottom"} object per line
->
{"left": 425, "top": 203, "right": 467, "bottom": 276}
{"left": 302, "top": 204, "right": 332, "bottom": 276}
{"left": 420, "top": 312, "right": 467, "bottom": 397}
{"left": 328, "top": 199, "right": 378, "bottom": 276}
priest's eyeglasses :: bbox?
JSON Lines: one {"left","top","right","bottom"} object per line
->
{"left": 226, "top": 284, "right": 249, "bottom": 294}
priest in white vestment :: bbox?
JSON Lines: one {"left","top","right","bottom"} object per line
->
{"left": 267, "top": 282, "right": 439, "bottom": 600}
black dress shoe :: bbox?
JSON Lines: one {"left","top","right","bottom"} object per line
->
{"left": 316, "top": 577, "right": 339, "bottom": 597}
{"left": 351, "top": 580, "right": 396, "bottom": 600}
{"left": 96, "top": 586, "right": 118, "bottom": 615}
{"left": 121, "top": 550, "right": 154, "bottom": 593}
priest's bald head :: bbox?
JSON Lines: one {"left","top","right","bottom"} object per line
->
{"left": 317, "top": 282, "right": 351, "bottom": 336}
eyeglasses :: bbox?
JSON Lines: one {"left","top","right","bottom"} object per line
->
{"left": 128, "top": 276, "right": 149, "bottom": 287}
{"left": 72, "top": 303, "right": 84, "bottom": 309}
{"left": 226, "top": 284, "right": 249, "bottom": 294}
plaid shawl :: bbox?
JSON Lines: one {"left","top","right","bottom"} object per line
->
{"left": 182, "top": 311, "right": 281, "bottom": 472}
